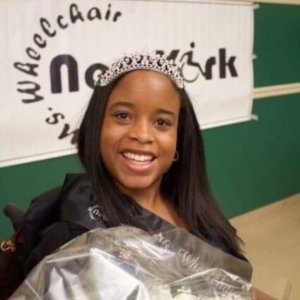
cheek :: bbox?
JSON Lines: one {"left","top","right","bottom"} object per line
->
{"left": 160, "top": 130, "right": 178, "bottom": 157}
{"left": 99, "top": 124, "right": 125, "bottom": 159}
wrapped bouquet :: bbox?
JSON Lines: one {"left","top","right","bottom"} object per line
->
{"left": 10, "top": 226, "right": 253, "bottom": 299}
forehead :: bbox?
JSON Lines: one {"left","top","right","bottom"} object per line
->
{"left": 108, "top": 70, "right": 180, "bottom": 109}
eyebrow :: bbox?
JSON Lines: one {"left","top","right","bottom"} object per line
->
{"left": 108, "top": 101, "right": 176, "bottom": 118}
{"left": 156, "top": 108, "right": 176, "bottom": 118}
{"left": 109, "top": 101, "right": 134, "bottom": 109}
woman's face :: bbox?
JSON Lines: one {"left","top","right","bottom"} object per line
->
{"left": 100, "top": 70, "right": 180, "bottom": 196}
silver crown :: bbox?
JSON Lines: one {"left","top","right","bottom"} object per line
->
{"left": 96, "top": 52, "right": 184, "bottom": 89}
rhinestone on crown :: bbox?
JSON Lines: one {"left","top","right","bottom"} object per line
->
{"left": 96, "top": 53, "right": 184, "bottom": 89}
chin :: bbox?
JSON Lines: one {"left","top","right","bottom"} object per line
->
{"left": 122, "top": 182, "right": 152, "bottom": 190}
{"left": 117, "top": 177, "right": 160, "bottom": 193}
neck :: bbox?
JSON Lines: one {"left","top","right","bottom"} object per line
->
{"left": 119, "top": 185, "right": 163, "bottom": 212}
{"left": 117, "top": 183, "right": 188, "bottom": 230}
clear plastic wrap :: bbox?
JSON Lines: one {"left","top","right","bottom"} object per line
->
{"left": 10, "top": 226, "right": 253, "bottom": 300}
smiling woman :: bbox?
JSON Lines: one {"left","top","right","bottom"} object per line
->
{"left": 76, "top": 53, "right": 247, "bottom": 259}
{"left": 5, "top": 52, "right": 255, "bottom": 298}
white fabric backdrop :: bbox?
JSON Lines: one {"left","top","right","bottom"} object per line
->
{"left": 0, "top": 0, "right": 254, "bottom": 167}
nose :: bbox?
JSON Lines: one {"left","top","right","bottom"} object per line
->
{"left": 128, "top": 119, "right": 154, "bottom": 143}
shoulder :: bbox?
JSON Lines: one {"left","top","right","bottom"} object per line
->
{"left": 59, "top": 173, "right": 108, "bottom": 230}
{"left": 22, "top": 173, "right": 88, "bottom": 251}
{"left": 192, "top": 228, "right": 249, "bottom": 262}
{"left": 24, "top": 221, "right": 88, "bottom": 274}
{"left": 22, "top": 173, "right": 107, "bottom": 272}
{"left": 209, "top": 237, "right": 249, "bottom": 262}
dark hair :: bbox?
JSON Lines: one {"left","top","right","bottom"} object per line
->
{"left": 78, "top": 75, "right": 244, "bottom": 259}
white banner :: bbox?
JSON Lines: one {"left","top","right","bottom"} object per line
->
{"left": 0, "top": 0, "right": 254, "bottom": 167}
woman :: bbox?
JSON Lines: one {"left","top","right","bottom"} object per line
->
{"left": 23, "top": 53, "right": 249, "bottom": 274}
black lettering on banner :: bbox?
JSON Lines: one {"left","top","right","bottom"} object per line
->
{"left": 11, "top": 2, "right": 126, "bottom": 150}
{"left": 58, "top": 123, "right": 79, "bottom": 144}
{"left": 14, "top": 62, "right": 38, "bottom": 76}
{"left": 85, "top": 63, "right": 108, "bottom": 88}
{"left": 57, "top": 15, "right": 68, "bottom": 29}
{"left": 113, "top": 11, "right": 122, "bottom": 22}
{"left": 70, "top": 4, "right": 84, "bottom": 23}
{"left": 45, "top": 108, "right": 65, "bottom": 124}
{"left": 158, "top": 44, "right": 239, "bottom": 81}
{"left": 26, "top": 48, "right": 41, "bottom": 61}
{"left": 179, "top": 42, "right": 204, "bottom": 79}
{"left": 156, "top": 49, "right": 180, "bottom": 61}
{"left": 50, "top": 54, "right": 79, "bottom": 93}
{"left": 87, "top": 7, "right": 102, "bottom": 20}
{"left": 219, "top": 48, "right": 237, "bottom": 78}
{"left": 40, "top": 18, "right": 56, "bottom": 37}
{"left": 17, "top": 81, "right": 44, "bottom": 103}
{"left": 33, "top": 33, "right": 46, "bottom": 48}
{"left": 203, "top": 57, "right": 216, "bottom": 80}
{"left": 105, "top": 4, "right": 111, "bottom": 20}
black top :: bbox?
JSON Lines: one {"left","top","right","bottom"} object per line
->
{"left": 23, "top": 174, "right": 250, "bottom": 275}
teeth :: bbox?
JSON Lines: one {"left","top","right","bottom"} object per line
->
{"left": 123, "top": 152, "right": 153, "bottom": 162}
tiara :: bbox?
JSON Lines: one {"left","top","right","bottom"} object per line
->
{"left": 96, "top": 52, "right": 184, "bottom": 89}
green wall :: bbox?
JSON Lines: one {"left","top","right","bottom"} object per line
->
{"left": 1, "top": 3, "right": 299, "bottom": 239}
{"left": 204, "top": 93, "right": 299, "bottom": 217}
{"left": 254, "top": 4, "right": 300, "bottom": 86}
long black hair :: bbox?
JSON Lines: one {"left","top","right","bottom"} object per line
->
{"left": 78, "top": 75, "right": 244, "bottom": 259}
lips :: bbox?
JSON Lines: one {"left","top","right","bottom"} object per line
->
{"left": 121, "top": 150, "right": 156, "bottom": 170}
{"left": 122, "top": 152, "right": 154, "bottom": 163}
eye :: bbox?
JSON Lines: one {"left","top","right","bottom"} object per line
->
{"left": 113, "top": 111, "right": 131, "bottom": 123}
{"left": 115, "top": 112, "right": 129, "bottom": 119}
{"left": 155, "top": 118, "right": 171, "bottom": 128}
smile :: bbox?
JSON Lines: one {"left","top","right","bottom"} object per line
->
{"left": 122, "top": 152, "right": 154, "bottom": 164}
